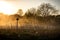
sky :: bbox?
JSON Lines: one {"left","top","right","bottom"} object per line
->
{"left": 0, "top": 0, "right": 60, "bottom": 15}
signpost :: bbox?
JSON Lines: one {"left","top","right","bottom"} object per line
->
{"left": 16, "top": 14, "right": 20, "bottom": 30}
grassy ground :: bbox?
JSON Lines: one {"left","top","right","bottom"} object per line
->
{"left": 0, "top": 28, "right": 60, "bottom": 40}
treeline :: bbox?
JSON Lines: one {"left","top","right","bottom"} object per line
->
{"left": 16, "top": 3, "right": 60, "bottom": 18}
{"left": 15, "top": 3, "right": 60, "bottom": 24}
{"left": 0, "top": 3, "right": 60, "bottom": 27}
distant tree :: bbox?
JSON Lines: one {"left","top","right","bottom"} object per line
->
{"left": 25, "top": 8, "right": 36, "bottom": 17}
{"left": 36, "top": 3, "right": 58, "bottom": 17}
{"left": 17, "top": 9, "right": 23, "bottom": 16}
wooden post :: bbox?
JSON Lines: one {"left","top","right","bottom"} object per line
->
{"left": 15, "top": 14, "right": 20, "bottom": 30}
{"left": 16, "top": 17, "right": 19, "bottom": 30}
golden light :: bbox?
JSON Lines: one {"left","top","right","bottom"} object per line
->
{"left": 0, "top": 1, "right": 17, "bottom": 15}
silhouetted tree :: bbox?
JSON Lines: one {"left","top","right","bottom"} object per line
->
{"left": 25, "top": 8, "right": 36, "bottom": 17}
{"left": 17, "top": 9, "right": 23, "bottom": 16}
{"left": 36, "top": 3, "right": 58, "bottom": 17}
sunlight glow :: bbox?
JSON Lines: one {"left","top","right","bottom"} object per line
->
{"left": 0, "top": 1, "right": 17, "bottom": 15}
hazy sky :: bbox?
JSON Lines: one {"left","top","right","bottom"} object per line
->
{"left": 0, "top": 0, "right": 60, "bottom": 15}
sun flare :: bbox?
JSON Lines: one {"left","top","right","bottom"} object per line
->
{"left": 0, "top": 1, "right": 18, "bottom": 15}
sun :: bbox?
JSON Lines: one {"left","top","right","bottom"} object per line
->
{"left": 0, "top": 1, "right": 17, "bottom": 15}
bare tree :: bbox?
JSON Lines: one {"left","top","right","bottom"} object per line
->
{"left": 25, "top": 8, "right": 36, "bottom": 17}
{"left": 17, "top": 9, "right": 23, "bottom": 16}
{"left": 36, "top": 3, "right": 58, "bottom": 17}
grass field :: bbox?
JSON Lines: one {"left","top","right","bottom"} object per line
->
{"left": 0, "top": 26, "right": 60, "bottom": 40}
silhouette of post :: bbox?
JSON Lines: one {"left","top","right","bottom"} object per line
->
{"left": 16, "top": 15, "right": 19, "bottom": 30}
